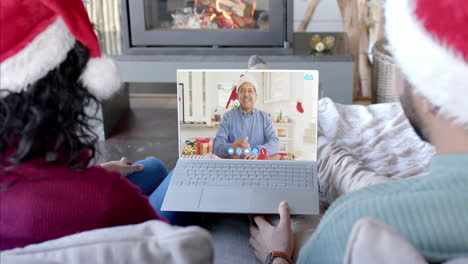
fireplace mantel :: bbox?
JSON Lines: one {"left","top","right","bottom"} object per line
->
{"left": 116, "top": 33, "right": 354, "bottom": 104}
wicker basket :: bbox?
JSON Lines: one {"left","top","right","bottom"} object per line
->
{"left": 372, "top": 40, "right": 399, "bottom": 103}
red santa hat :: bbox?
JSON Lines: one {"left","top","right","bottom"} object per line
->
{"left": 236, "top": 73, "right": 258, "bottom": 94}
{"left": 0, "top": 0, "right": 120, "bottom": 99}
{"left": 225, "top": 73, "right": 259, "bottom": 109}
{"left": 385, "top": 0, "right": 468, "bottom": 128}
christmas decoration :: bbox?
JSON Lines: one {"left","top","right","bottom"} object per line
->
{"left": 296, "top": 99, "right": 304, "bottom": 113}
{"left": 183, "top": 145, "right": 195, "bottom": 155}
{"left": 195, "top": 138, "right": 213, "bottom": 155}
{"left": 225, "top": 86, "right": 238, "bottom": 109}
{"left": 308, "top": 34, "right": 336, "bottom": 53}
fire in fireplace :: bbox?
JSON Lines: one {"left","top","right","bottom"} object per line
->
{"left": 170, "top": 0, "right": 266, "bottom": 30}
{"left": 122, "top": 0, "right": 292, "bottom": 54}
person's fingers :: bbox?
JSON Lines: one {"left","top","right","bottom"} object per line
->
{"left": 249, "top": 236, "right": 259, "bottom": 248}
{"left": 254, "top": 215, "right": 271, "bottom": 231}
{"left": 121, "top": 164, "right": 144, "bottom": 177}
{"left": 249, "top": 225, "right": 259, "bottom": 237}
{"left": 254, "top": 250, "right": 263, "bottom": 262}
{"left": 131, "top": 164, "right": 144, "bottom": 172}
{"left": 120, "top": 157, "right": 132, "bottom": 165}
{"left": 278, "top": 201, "right": 291, "bottom": 228}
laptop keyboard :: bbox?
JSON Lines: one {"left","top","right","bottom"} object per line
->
{"left": 172, "top": 159, "right": 314, "bottom": 190}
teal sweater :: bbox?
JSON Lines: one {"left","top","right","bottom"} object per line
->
{"left": 298, "top": 153, "right": 468, "bottom": 263}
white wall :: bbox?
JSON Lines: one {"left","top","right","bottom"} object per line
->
{"left": 294, "top": 0, "right": 343, "bottom": 32}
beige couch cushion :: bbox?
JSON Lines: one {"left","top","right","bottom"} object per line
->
{"left": 344, "top": 217, "right": 468, "bottom": 264}
{"left": 1, "top": 220, "right": 213, "bottom": 264}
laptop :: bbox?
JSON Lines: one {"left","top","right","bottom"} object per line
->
{"left": 161, "top": 70, "right": 319, "bottom": 215}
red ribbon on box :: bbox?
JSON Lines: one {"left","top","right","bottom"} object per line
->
{"left": 195, "top": 138, "right": 211, "bottom": 154}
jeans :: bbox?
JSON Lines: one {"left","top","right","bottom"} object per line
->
{"left": 126, "top": 157, "right": 196, "bottom": 226}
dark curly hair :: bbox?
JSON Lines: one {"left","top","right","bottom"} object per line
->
{"left": 0, "top": 41, "right": 99, "bottom": 169}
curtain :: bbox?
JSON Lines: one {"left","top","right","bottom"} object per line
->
{"left": 83, "top": 0, "right": 122, "bottom": 55}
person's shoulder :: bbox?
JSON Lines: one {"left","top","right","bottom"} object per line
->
{"left": 331, "top": 174, "right": 455, "bottom": 211}
{"left": 224, "top": 108, "right": 239, "bottom": 118}
{"left": 255, "top": 109, "right": 272, "bottom": 119}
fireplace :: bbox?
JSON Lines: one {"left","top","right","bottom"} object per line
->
{"left": 121, "top": 0, "right": 293, "bottom": 54}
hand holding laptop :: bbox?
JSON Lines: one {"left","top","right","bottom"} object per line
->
{"left": 249, "top": 201, "right": 295, "bottom": 264}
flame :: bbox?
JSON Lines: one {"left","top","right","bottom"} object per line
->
{"left": 215, "top": 0, "right": 234, "bottom": 24}
{"left": 210, "top": 14, "right": 217, "bottom": 21}
{"left": 222, "top": 11, "right": 232, "bottom": 20}
{"left": 251, "top": 0, "right": 256, "bottom": 17}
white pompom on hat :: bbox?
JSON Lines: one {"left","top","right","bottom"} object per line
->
{"left": 0, "top": 0, "right": 121, "bottom": 100}
{"left": 385, "top": 0, "right": 468, "bottom": 128}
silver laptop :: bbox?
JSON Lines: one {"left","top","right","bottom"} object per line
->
{"left": 162, "top": 70, "right": 319, "bottom": 215}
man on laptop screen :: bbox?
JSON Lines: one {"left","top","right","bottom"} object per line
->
{"left": 162, "top": 70, "right": 319, "bottom": 215}
{"left": 213, "top": 73, "right": 279, "bottom": 160}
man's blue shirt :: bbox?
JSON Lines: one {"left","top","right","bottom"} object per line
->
{"left": 213, "top": 108, "right": 279, "bottom": 157}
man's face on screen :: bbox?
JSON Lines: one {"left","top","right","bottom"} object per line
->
{"left": 238, "top": 82, "right": 256, "bottom": 111}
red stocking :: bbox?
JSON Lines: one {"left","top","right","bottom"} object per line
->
{"left": 296, "top": 100, "right": 304, "bottom": 113}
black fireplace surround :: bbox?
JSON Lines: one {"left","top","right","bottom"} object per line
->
{"left": 121, "top": 0, "right": 293, "bottom": 55}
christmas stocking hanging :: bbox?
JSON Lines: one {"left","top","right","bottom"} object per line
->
{"left": 296, "top": 99, "right": 304, "bottom": 113}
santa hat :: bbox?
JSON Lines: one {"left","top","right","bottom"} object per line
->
{"left": 236, "top": 74, "right": 258, "bottom": 94}
{"left": 0, "top": 0, "right": 120, "bottom": 100}
{"left": 385, "top": 0, "right": 468, "bottom": 128}
{"left": 225, "top": 73, "right": 259, "bottom": 109}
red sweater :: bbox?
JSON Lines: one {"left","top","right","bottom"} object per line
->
{"left": 0, "top": 153, "right": 164, "bottom": 250}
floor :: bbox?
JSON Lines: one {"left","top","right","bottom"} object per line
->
{"left": 95, "top": 94, "right": 179, "bottom": 170}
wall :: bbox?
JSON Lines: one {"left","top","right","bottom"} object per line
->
{"left": 294, "top": 0, "right": 343, "bottom": 32}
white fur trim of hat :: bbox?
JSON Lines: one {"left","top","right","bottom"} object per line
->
{"left": 385, "top": 0, "right": 468, "bottom": 128}
{"left": 236, "top": 74, "right": 259, "bottom": 94}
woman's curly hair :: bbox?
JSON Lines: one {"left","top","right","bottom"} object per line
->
{"left": 0, "top": 41, "right": 99, "bottom": 169}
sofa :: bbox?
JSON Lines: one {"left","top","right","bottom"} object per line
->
{"left": 0, "top": 220, "right": 213, "bottom": 264}
{"left": 3, "top": 216, "right": 467, "bottom": 264}
{"left": 4, "top": 98, "right": 462, "bottom": 264}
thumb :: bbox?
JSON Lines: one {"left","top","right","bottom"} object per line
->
{"left": 244, "top": 137, "right": 249, "bottom": 142}
{"left": 124, "top": 164, "right": 144, "bottom": 176}
{"left": 278, "top": 201, "right": 291, "bottom": 227}
{"left": 131, "top": 164, "right": 144, "bottom": 172}
{"left": 120, "top": 157, "right": 131, "bottom": 165}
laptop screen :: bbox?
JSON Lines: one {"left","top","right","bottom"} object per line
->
{"left": 177, "top": 70, "right": 318, "bottom": 161}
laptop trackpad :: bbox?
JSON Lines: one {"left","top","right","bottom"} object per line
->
{"left": 198, "top": 188, "right": 252, "bottom": 211}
